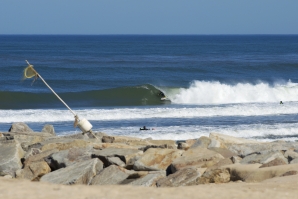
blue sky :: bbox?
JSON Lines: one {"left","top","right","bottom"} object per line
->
{"left": 1, "top": 0, "right": 298, "bottom": 35}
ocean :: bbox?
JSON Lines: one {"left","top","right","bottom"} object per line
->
{"left": 1, "top": 35, "right": 298, "bottom": 142}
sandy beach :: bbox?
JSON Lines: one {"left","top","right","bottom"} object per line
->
{"left": 1, "top": 175, "right": 298, "bottom": 199}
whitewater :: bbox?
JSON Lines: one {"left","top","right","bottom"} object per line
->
{"left": 1, "top": 80, "right": 298, "bottom": 142}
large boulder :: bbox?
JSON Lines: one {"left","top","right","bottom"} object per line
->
{"left": 92, "top": 148, "right": 143, "bottom": 167}
{"left": 170, "top": 147, "right": 224, "bottom": 173}
{"left": 244, "top": 163, "right": 298, "bottom": 182}
{"left": 126, "top": 171, "right": 166, "bottom": 187}
{"left": 197, "top": 168, "right": 230, "bottom": 184}
{"left": 40, "top": 139, "right": 97, "bottom": 151}
{"left": 133, "top": 148, "right": 183, "bottom": 171}
{"left": 40, "top": 158, "right": 103, "bottom": 185}
{"left": 226, "top": 141, "right": 298, "bottom": 157}
{"left": 90, "top": 165, "right": 129, "bottom": 185}
{"left": 41, "top": 124, "right": 56, "bottom": 136}
{"left": 156, "top": 167, "right": 203, "bottom": 187}
{"left": 209, "top": 133, "right": 260, "bottom": 145}
{"left": 240, "top": 151, "right": 288, "bottom": 165}
{"left": 46, "top": 147, "right": 93, "bottom": 170}
{"left": 16, "top": 149, "right": 58, "bottom": 180}
{"left": 8, "top": 123, "right": 34, "bottom": 133}
{"left": 0, "top": 140, "right": 25, "bottom": 177}
{"left": 189, "top": 136, "right": 212, "bottom": 149}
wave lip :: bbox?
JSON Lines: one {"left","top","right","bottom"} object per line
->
{"left": 171, "top": 80, "right": 298, "bottom": 105}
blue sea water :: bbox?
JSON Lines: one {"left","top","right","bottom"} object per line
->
{"left": 1, "top": 35, "right": 298, "bottom": 141}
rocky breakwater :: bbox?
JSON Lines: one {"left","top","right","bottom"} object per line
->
{"left": 1, "top": 122, "right": 298, "bottom": 187}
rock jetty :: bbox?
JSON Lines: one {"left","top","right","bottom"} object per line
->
{"left": 1, "top": 122, "right": 298, "bottom": 189}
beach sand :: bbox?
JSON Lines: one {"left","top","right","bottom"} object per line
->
{"left": 1, "top": 175, "right": 298, "bottom": 199}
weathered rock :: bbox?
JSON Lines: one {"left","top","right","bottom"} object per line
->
{"left": 40, "top": 158, "right": 103, "bottom": 185}
{"left": 126, "top": 171, "right": 166, "bottom": 187}
{"left": 139, "top": 144, "right": 168, "bottom": 152}
{"left": 284, "top": 149, "right": 298, "bottom": 162}
{"left": 8, "top": 123, "right": 34, "bottom": 133}
{"left": 260, "top": 157, "right": 288, "bottom": 168}
{"left": 240, "top": 151, "right": 287, "bottom": 165}
{"left": 231, "top": 156, "right": 242, "bottom": 164}
{"left": 93, "top": 143, "right": 139, "bottom": 150}
{"left": 156, "top": 167, "right": 202, "bottom": 187}
{"left": 90, "top": 165, "right": 129, "bottom": 185}
{"left": 102, "top": 135, "right": 143, "bottom": 143}
{"left": 41, "top": 139, "right": 96, "bottom": 151}
{"left": 92, "top": 148, "right": 143, "bottom": 167}
{"left": 0, "top": 140, "right": 25, "bottom": 177}
{"left": 209, "top": 133, "right": 260, "bottom": 145}
{"left": 107, "top": 157, "right": 126, "bottom": 167}
{"left": 205, "top": 158, "right": 234, "bottom": 172}
{"left": 290, "top": 158, "right": 298, "bottom": 164}
{"left": 171, "top": 147, "right": 224, "bottom": 173}
{"left": 197, "top": 168, "right": 230, "bottom": 184}
{"left": 225, "top": 163, "right": 261, "bottom": 181}
{"left": 280, "top": 170, "right": 298, "bottom": 177}
{"left": 23, "top": 148, "right": 42, "bottom": 160}
{"left": 46, "top": 147, "right": 93, "bottom": 170}
{"left": 41, "top": 124, "right": 56, "bottom": 136}
{"left": 245, "top": 163, "right": 298, "bottom": 182}
{"left": 133, "top": 148, "right": 183, "bottom": 171}
{"left": 16, "top": 160, "right": 51, "bottom": 181}
{"left": 227, "top": 141, "right": 298, "bottom": 157}
{"left": 190, "top": 136, "right": 212, "bottom": 149}
{"left": 208, "top": 147, "right": 237, "bottom": 158}
{"left": 177, "top": 142, "right": 189, "bottom": 150}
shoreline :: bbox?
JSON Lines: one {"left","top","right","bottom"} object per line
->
{"left": 1, "top": 122, "right": 298, "bottom": 198}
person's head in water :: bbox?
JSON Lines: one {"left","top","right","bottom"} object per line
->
{"left": 280, "top": 101, "right": 283, "bottom": 104}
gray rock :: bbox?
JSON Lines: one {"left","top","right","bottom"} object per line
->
{"left": 133, "top": 148, "right": 183, "bottom": 171}
{"left": 90, "top": 165, "right": 129, "bottom": 185}
{"left": 190, "top": 136, "right": 211, "bottom": 149}
{"left": 126, "top": 171, "right": 166, "bottom": 187}
{"left": 8, "top": 123, "right": 34, "bottom": 133}
{"left": 40, "top": 158, "right": 103, "bottom": 185}
{"left": 41, "top": 124, "right": 56, "bottom": 136}
{"left": 290, "top": 158, "right": 298, "bottom": 164}
{"left": 208, "top": 147, "right": 237, "bottom": 158}
{"left": 92, "top": 148, "right": 142, "bottom": 167}
{"left": 260, "top": 157, "right": 288, "bottom": 168}
{"left": 227, "top": 142, "right": 298, "bottom": 157}
{"left": 156, "top": 167, "right": 202, "bottom": 187}
{"left": 231, "top": 156, "right": 242, "bottom": 164}
{"left": 46, "top": 147, "right": 93, "bottom": 170}
{"left": 23, "top": 148, "right": 42, "bottom": 160}
{"left": 284, "top": 150, "right": 298, "bottom": 162}
{"left": 240, "top": 151, "right": 287, "bottom": 165}
{"left": 171, "top": 147, "right": 224, "bottom": 173}
{"left": 0, "top": 140, "right": 25, "bottom": 177}
{"left": 107, "top": 157, "right": 126, "bottom": 167}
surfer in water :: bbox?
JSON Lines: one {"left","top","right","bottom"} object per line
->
{"left": 140, "top": 126, "right": 150, "bottom": 130}
{"left": 158, "top": 91, "right": 166, "bottom": 98}
{"left": 280, "top": 101, "right": 283, "bottom": 104}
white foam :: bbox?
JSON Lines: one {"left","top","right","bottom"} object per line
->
{"left": 1, "top": 101, "right": 298, "bottom": 123}
{"left": 170, "top": 80, "right": 298, "bottom": 104}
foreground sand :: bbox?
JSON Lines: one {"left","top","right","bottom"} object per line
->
{"left": 1, "top": 175, "right": 298, "bottom": 199}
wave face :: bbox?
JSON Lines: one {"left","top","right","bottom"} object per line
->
{"left": 2, "top": 81, "right": 298, "bottom": 109}
{"left": 0, "top": 84, "right": 168, "bottom": 109}
{"left": 171, "top": 80, "right": 298, "bottom": 105}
